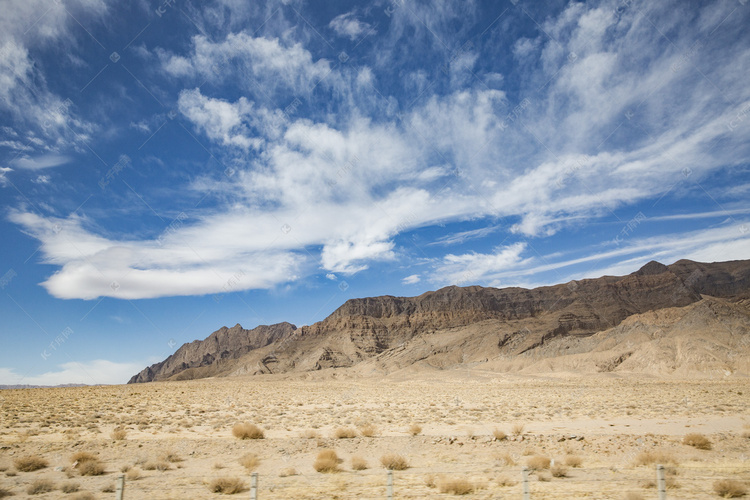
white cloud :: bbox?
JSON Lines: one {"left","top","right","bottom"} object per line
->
{"left": 432, "top": 242, "right": 529, "bottom": 286}
{"left": 11, "top": 154, "right": 69, "bottom": 170}
{"left": 329, "top": 12, "right": 374, "bottom": 41}
{"left": 321, "top": 239, "right": 395, "bottom": 274}
{"left": 426, "top": 222, "right": 750, "bottom": 288}
{"left": 0, "top": 359, "right": 149, "bottom": 386}
{"left": 0, "top": 167, "right": 11, "bottom": 186}
{"left": 8, "top": 0, "right": 750, "bottom": 300}
{"left": 429, "top": 225, "right": 502, "bottom": 247}
{"left": 325, "top": 273, "right": 337, "bottom": 280}
{"left": 402, "top": 274, "right": 420, "bottom": 284}
{"left": 0, "top": 1, "right": 100, "bottom": 156}
{"left": 177, "top": 89, "right": 266, "bottom": 150}
{"left": 161, "top": 33, "right": 333, "bottom": 95}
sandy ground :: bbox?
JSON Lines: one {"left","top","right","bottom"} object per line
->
{"left": 0, "top": 370, "right": 749, "bottom": 499}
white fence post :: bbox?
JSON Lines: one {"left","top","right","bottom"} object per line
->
{"left": 115, "top": 474, "right": 125, "bottom": 500}
{"left": 387, "top": 470, "right": 393, "bottom": 500}
{"left": 522, "top": 467, "right": 530, "bottom": 500}
{"left": 656, "top": 464, "right": 666, "bottom": 500}
{"left": 251, "top": 472, "right": 258, "bottom": 500}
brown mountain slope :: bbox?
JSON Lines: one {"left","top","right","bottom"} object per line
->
{"left": 128, "top": 322, "right": 296, "bottom": 383}
{"left": 128, "top": 259, "right": 750, "bottom": 383}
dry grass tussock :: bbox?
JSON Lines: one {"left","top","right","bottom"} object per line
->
{"left": 78, "top": 460, "right": 105, "bottom": 476}
{"left": 496, "top": 451, "right": 516, "bottom": 466}
{"left": 14, "top": 455, "right": 48, "bottom": 472}
{"left": 358, "top": 423, "right": 377, "bottom": 437}
{"left": 409, "top": 424, "right": 422, "bottom": 436}
{"left": 143, "top": 460, "right": 170, "bottom": 471}
{"left": 333, "top": 427, "right": 358, "bottom": 439}
{"left": 633, "top": 450, "right": 677, "bottom": 466}
{"left": 70, "top": 451, "right": 97, "bottom": 464}
{"left": 492, "top": 428, "right": 507, "bottom": 440}
{"left": 232, "top": 422, "right": 264, "bottom": 439}
{"left": 438, "top": 477, "right": 474, "bottom": 495}
{"left": 27, "top": 479, "right": 55, "bottom": 495}
{"left": 208, "top": 477, "right": 245, "bottom": 494}
{"left": 713, "top": 479, "right": 747, "bottom": 498}
{"left": 550, "top": 464, "right": 568, "bottom": 477}
{"left": 526, "top": 455, "right": 551, "bottom": 470}
{"left": 380, "top": 453, "right": 409, "bottom": 470}
{"left": 351, "top": 456, "right": 368, "bottom": 470}
{"left": 239, "top": 453, "right": 260, "bottom": 471}
{"left": 61, "top": 482, "right": 80, "bottom": 493}
{"left": 682, "top": 433, "right": 712, "bottom": 450}
{"left": 70, "top": 451, "right": 104, "bottom": 476}
{"left": 313, "top": 449, "right": 340, "bottom": 473}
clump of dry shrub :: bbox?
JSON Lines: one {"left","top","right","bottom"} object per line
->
{"left": 232, "top": 423, "right": 264, "bottom": 440}
{"left": 27, "top": 479, "right": 54, "bottom": 495}
{"left": 633, "top": 450, "right": 677, "bottom": 466}
{"left": 61, "top": 482, "right": 80, "bottom": 493}
{"left": 713, "top": 479, "right": 747, "bottom": 498}
{"left": 550, "top": 464, "right": 568, "bottom": 477}
{"left": 14, "top": 455, "right": 48, "bottom": 472}
{"left": 208, "top": 477, "right": 245, "bottom": 494}
{"left": 408, "top": 424, "right": 422, "bottom": 436}
{"left": 492, "top": 428, "right": 507, "bottom": 440}
{"left": 380, "top": 453, "right": 409, "bottom": 470}
{"left": 333, "top": 427, "right": 358, "bottom": 439}
{"left": 682, "top": 433, "right": 712, "bottom": 450}
{"left": 526, "top": 455, "right": 551, "bottom": 470}
{"left": 313, "top": 449, "right": 340, "bottom": 473}
{"left": 238, "top": 454, "right": 260, "bottom": 471}
{"left": 438, "top": 477, "right": 474, "bottom": 495}
{"left": 142, "top": 460, "right": 170, "bottom": 471}
{"left": 351, "top": 456, "right": 368, "bottom": 470}
{"left": 358, "top": 423, "right": 377, "bottom": 437}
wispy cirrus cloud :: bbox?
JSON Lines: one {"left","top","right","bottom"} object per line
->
{"left": 428, "top": 222, "right": 750, "bottom": 288}
{"left": 7, "top": 0, "right": 750, "bottom": 300}
{"left": 0, "top": 1, "right": 101, "bottom": 159}
{"left": 11, "top": 154, "right": 70, "bottom": 170}
{"left": 329, "top": 12, "right": 374, "bottom": 41}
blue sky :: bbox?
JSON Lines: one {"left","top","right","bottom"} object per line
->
{"left": 1, "top": 0, "right": 749, "bottom": 385}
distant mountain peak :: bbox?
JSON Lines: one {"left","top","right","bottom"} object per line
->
{"left": 636, "top": 260, "right": 669, "bottom": 275}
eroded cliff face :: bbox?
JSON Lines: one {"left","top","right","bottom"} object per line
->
{"left": 128, "top": 259, "right": 750, "bottom": 382}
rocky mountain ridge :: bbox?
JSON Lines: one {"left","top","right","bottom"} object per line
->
{"left": 129, "top": 259, "right": 750, "bottom": 383}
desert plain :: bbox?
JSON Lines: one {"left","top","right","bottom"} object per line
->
{"left": 1, "top": 370, "right": 749, "bottom": 499}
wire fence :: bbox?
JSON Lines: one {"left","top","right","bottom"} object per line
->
{"left": 96, "top": 463, "right": 750, "bottom": 499}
